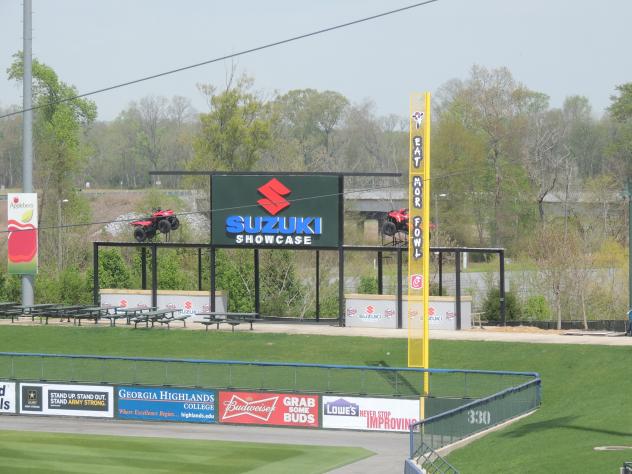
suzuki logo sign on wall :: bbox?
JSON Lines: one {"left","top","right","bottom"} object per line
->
{"left": 257, "top": 178, "right": 291, "bottom": 216}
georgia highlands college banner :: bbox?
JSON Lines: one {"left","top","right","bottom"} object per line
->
{"left": 211, "top": 175, "right": 340, "bottom": 248}
{"left": 7, "top": 193, "right": 38, "bottom": 275}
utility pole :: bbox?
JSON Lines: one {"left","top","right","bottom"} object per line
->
{"left": 628, "top": 179, "right": 632, "bottom": 312}
{"left": 22, "top": 0, "right": 34, "bottom": 306}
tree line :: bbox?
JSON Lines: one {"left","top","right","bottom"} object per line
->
{"left": 2, "top": 55, "right": 632, "bottom": 326}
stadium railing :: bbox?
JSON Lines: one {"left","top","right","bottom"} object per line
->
{"left": 0, "top": 352, "right": 537, "bottom": 403}
{"left": 408, "top": 371, "right": 541, "bottom": 470}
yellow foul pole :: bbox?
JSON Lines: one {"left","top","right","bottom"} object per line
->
{"left": 407, "top": 93, "right": 431, "bottom": 415}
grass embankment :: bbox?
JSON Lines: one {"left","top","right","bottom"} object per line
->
{"left": 0, "top": 326, "right": 631, "bottom": 473}
{"left": 0, "top": 430, "right": 371, "bottom": 474}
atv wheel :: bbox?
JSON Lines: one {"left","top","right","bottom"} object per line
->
{"left": 168, "top": 216, "right": 180, "bottom": 230}
{"left": 158, "top": 219, "right": 171, "bottom": 234}
{"left": 382, "top": 220, "right": 397, "bottom": 237}
{"left": 134, "top": 227, "right": 147, "bottom": 242}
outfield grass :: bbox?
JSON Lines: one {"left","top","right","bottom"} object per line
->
{"left": 0, "top": 326, "right": 631, "bottom": 473}
{"left": 0, "top": 430, "right": 371, "bottom": 474}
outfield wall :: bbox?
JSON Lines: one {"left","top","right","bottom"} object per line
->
{"left": 0, "top": 380, "right": 422, "bottom": 432}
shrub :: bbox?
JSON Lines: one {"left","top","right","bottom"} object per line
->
{"left": 523, "top": 295, "right": 551, "bottom": 321}
{"left": 358, "top": 276, "right": 378, "bottom": 294}
{"left": 482, "top": 287, "right": 521, "bottom": 321}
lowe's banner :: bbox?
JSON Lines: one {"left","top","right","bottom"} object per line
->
{"left": 117, "top": 386, "right": 217, "bottom": 423}
{"left": 212, "top": 175, "right": 340, "bottom": 248}
{"left": 322, "top": 396, "right": 419, "bottom": 432}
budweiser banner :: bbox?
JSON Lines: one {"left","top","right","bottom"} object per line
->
{"left": 7, "top": 193, "right": 38, "bottom": 274}
{"left": 218, "top": 391, "right": 319, "bottom": 427}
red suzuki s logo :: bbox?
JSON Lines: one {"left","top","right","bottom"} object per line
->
{"left": 257, "top": 178, "right": 291, "bottom": 216}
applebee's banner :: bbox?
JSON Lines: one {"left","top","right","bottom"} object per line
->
{"left": 7, "top": 193, "right": 38, "bottom": 275}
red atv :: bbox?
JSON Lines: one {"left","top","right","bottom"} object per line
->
{"left": 131, "top": 209, "right": 180, "bottom": 242}
{"left": 382, "top": 208, "right": 409, "bottom": 236}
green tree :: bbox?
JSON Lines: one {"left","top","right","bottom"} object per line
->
{"left": 7, "top": 52, "right": 97, "bottom": 223}
{"left": 190, "top": 74, "right": 272, "bottom": 173}
{"left": 606, "top": 83, "right": 632, "bottom": 180}
{"left": 272, "top": 89, "right": 348, "bottom": 170}
{"left": 86, "top": 249, "right": 132, "bottom": 291}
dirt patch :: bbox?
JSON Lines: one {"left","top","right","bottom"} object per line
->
{"left": 86, "top": 191, "right": 146, "bottom": 240}
{"left": 468, "top": 325, "right": 565, "bottom": 334}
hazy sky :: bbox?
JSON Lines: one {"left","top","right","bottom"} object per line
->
{"left": 0, "top": 0, "right": 630, "bottom": 121}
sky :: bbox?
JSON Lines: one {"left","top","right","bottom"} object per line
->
{"left": 0, "top": 0, "right": 631, "bottom": 121}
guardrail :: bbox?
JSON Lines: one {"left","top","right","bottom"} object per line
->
{"left": 409, "top": 372, "right": 541, "bottom": 469}
{"left": 0, "top": 352, "right": 536, "bottom": 402}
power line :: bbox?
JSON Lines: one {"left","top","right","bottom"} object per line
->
{"left": 0, "top": 0, "right": 440, "bottom": 120}
{"left": 2, "top": 166, "right": 488, "bottom": 235}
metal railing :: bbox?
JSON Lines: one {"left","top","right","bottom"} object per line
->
{"left": 409, "top": 373, "right": 541, "bottom": 466}
{"left": 0, "top": 353, "right": 536, "bottom": 402}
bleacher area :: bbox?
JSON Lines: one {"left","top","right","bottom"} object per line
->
{"left": 0, "top": 302, "right": 190, "bottom": 329}
{"left": 0, "top": 301, "right": 261, "bottom": 332}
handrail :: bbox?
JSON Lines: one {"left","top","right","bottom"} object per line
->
{"left": 0, "top": 352, "right": 540, "bottom": 377}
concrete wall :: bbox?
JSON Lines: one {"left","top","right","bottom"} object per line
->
{"left": 100, "top": 289, "right": 227, "bottom": 322}
{"left": 345, "top": 294, "right": 471, "bottom": 330}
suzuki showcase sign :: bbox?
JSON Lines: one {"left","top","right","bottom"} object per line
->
{"left": 7, "top": 193, "right": 38, "bottom": 274}
{"left": 218, "top": 391, "right": 319, "bottom": 427}
{"left": 211, "top": 175, "right": 340, "bottom": 248}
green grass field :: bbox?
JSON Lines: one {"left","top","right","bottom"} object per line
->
{"left": 0, "top": 326, "right": 631, "bottom": 473}
{"left": 0, "top": 430, "right": 371, "bottom": 474}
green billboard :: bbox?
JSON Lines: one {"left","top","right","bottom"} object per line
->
{"left": 211, "top": 175, "right": 340, "bottom": 248}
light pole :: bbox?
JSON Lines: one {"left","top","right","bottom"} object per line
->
{"left": 627, "top": 179, "right": 632, "bottom": 313}
{"left": 433, "top": 193, "right": 447, "bottom": 229}
{"left": 57, "top": 199, "right": 68, "bottom": 271}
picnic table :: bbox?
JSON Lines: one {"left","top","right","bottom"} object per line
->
{"left": 0, "top": 302, "right": 17, "bottom": 308}
{"left": 130, "top": 308, "right": 183, "bottom": 329}
{"left": 14, "top": 304, "right": 57, "bottom": 320}
{"left": 35, "top": 305, "right": 87, "bottom": 325}
{"left": 95, "top": 306, "right": 126, "bottom": 326}
{"left": 71, "top": 306, "right": 116, "bottom": 326}
{"left": 115, "top": 306, "right": 156, "bottom": 325}
{"left": 196, "top": 312, "right": 259, "bottom": 332}
{"left": 0, "top": 305, "right": 23, "bottom": 323}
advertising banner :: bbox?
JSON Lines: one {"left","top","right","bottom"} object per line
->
{"left": 322, "top": 396, "right": 419, "bottom": 432}
{"left": 344, "top": 295, "right": 472, "bottom": 330}
{"left": 211, "top": 175, "right": 340, "bottom": 248}
{"left": 117, "top": 386, "right": 216, "bottom": 423}
{"left": 0, "top": 381, "right": 16, "bottom": 413}
{"left": 218, "top": 391, "right": 319, "bottom": 427}
{"left": 19, "top": 383, "right": 113, "bottom": 418}
{"left": 7, "top": 193, "right": 38, "bottom": 275}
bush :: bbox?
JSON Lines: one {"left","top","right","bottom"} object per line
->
{"left": 358, "top": 276, "right": 378, "bottom": 294}
{"left": 59, "top": 267, "right": 91, "bottom": 305}
{"left": 523, "top": 295, "right": 551, "bottom": 321}
{"left": 482, "top": 287, "right": 521, "bottom": 321}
